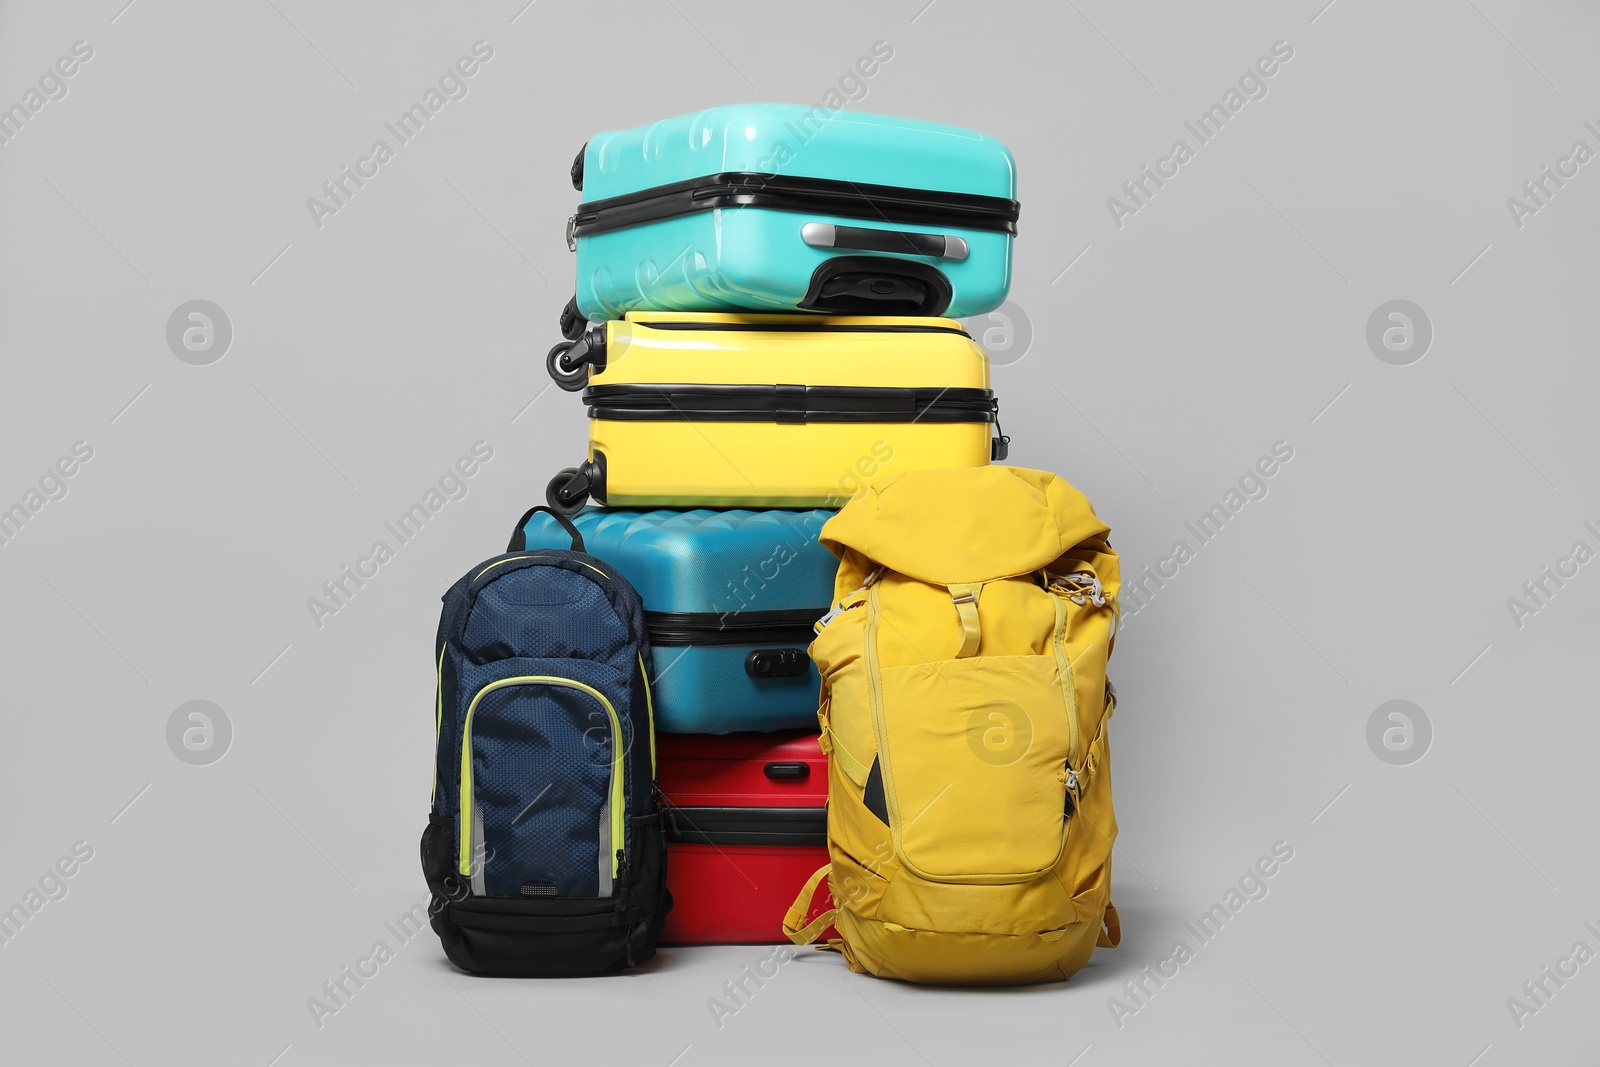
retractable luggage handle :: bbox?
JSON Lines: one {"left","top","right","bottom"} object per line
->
{"left": 801, "top": 222, "right": 969, "bottom": 261}
{"left": 506, "top": 504, "right": 586, "bottom": 553}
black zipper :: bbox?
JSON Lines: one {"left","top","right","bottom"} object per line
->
{"left": 584, "top": 384, "right": 997, "bottom": 424}
{"left": 573, "top": 172, "right": 1019, "bottom": 239}
{"left": 645, "top": 608, "right": 823, "bottom": 647}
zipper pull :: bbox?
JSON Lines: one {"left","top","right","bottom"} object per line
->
{"left": 1060, "top": 766, "right": 1079, "bottom": 817}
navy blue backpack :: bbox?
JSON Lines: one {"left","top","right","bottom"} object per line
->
{"left": 421, "top": 506, "right": 670, "bottom": 976}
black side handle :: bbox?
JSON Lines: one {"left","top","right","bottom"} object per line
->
{"left": 744, "top": 647, "right": 809, "bottom": 679}
{"left": 763, "top": 761, "right": 810, "bottom": 781}
{"left": 507, "top": 505, "right": 585, "bottom": 553}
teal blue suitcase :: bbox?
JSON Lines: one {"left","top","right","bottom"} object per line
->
{"left": 511, "top": 506, "right": 837, "bottom": 734}
{"left": 563, "top": 104, "right": 1018, "bottom": 332}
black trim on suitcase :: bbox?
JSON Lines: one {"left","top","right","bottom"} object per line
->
{"left": 665, "top": 806, "right": 828, "bottom": 847}
{"left": 645, "top": 608, "right": 824, "bottom": 647}
{"left": 583, "top": 384, "right": 998, "bottom": 424}
{"left": 571, "top": 172, "right": 1020, "bottom": 239}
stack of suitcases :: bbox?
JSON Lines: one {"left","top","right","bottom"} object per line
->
{"left": 517, "top": 103, "right": 1019, "bottom": 944}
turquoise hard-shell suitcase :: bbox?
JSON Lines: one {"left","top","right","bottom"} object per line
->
{"left": 513, "top": 506, "right": 837, "bottom": 734}
{"left": 563, "top": 104, "right": 1018, "bottom": 329}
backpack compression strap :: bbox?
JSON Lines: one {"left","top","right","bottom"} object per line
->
{"left": 782, "top": 864, "right": 837, "bottom": 946}
{"left": 948, "top": 582, "right": 983, "bottom": 658}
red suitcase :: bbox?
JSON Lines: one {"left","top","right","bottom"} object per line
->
{"left": 658, "top": 731, "right": 832, "bottom": 944}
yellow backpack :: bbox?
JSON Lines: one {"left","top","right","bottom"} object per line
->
{"left": 784, "top": 466, "right": 1122, "bottom": 984}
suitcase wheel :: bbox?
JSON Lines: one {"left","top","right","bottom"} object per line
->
{"left": 546, "top": 466, "right": 590, "bottom": 514}
{"left": 558, "top": 294, "right": 586, "bottom": 340}
{"left": 546, "top": 341, "right": 589, "bottom": 391}
{"left": 570, "top": 142, "right": 587, "bottom": 191}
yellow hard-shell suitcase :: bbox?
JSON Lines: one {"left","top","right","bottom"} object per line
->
{"left": 544, "top": 313, "right": 1006, "bottom": 510}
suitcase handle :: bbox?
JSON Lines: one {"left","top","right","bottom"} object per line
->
{"left": 744, "top": 647, "right": 809, "bottom": 679}
{"left": 505, "top": 504, "right": 586, "bottom": 553}
{"left": 801, "top": 222, "right": 969, "bottom": 261}
{"left": 763, "top": 761, "right": 811, "bottom": 781}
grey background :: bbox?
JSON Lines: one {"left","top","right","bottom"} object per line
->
{"left": 1, "top": 0, "right": 1596, "bottom": 1063}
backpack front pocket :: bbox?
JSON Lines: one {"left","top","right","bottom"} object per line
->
{"left": 874, "top": 654, "right": 1074, "bottom": 884}
{"left": 457, "top": 661, "right": 630, "bottom": 898}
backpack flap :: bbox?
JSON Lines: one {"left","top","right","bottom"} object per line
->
{"left": 817, "top": 465, "right": 1111, "bottom": 589}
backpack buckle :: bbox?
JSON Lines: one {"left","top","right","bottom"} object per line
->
{"left": 816, "top": 568, "right": 885, "bottom": 630}
{"left": 816, "top": 591, "right": 864, "bottom": 630}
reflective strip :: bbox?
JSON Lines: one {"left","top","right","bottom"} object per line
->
{"left": 432, "top": 642, "right": 446, "bottom": 804}
{"left": 473, "top": 555, "right": 544, "bottom": 581}
{"left": 597, "top": 794, "right": 613, "bottom": 897}
{"left": 471, "top": 555, "right": 610, "bottom": 582}
{"left": 638, "top": 653, "right": 656, "bottom": 777}
{"left": 470, "top": 803, "right": 486, "bottom": 896}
